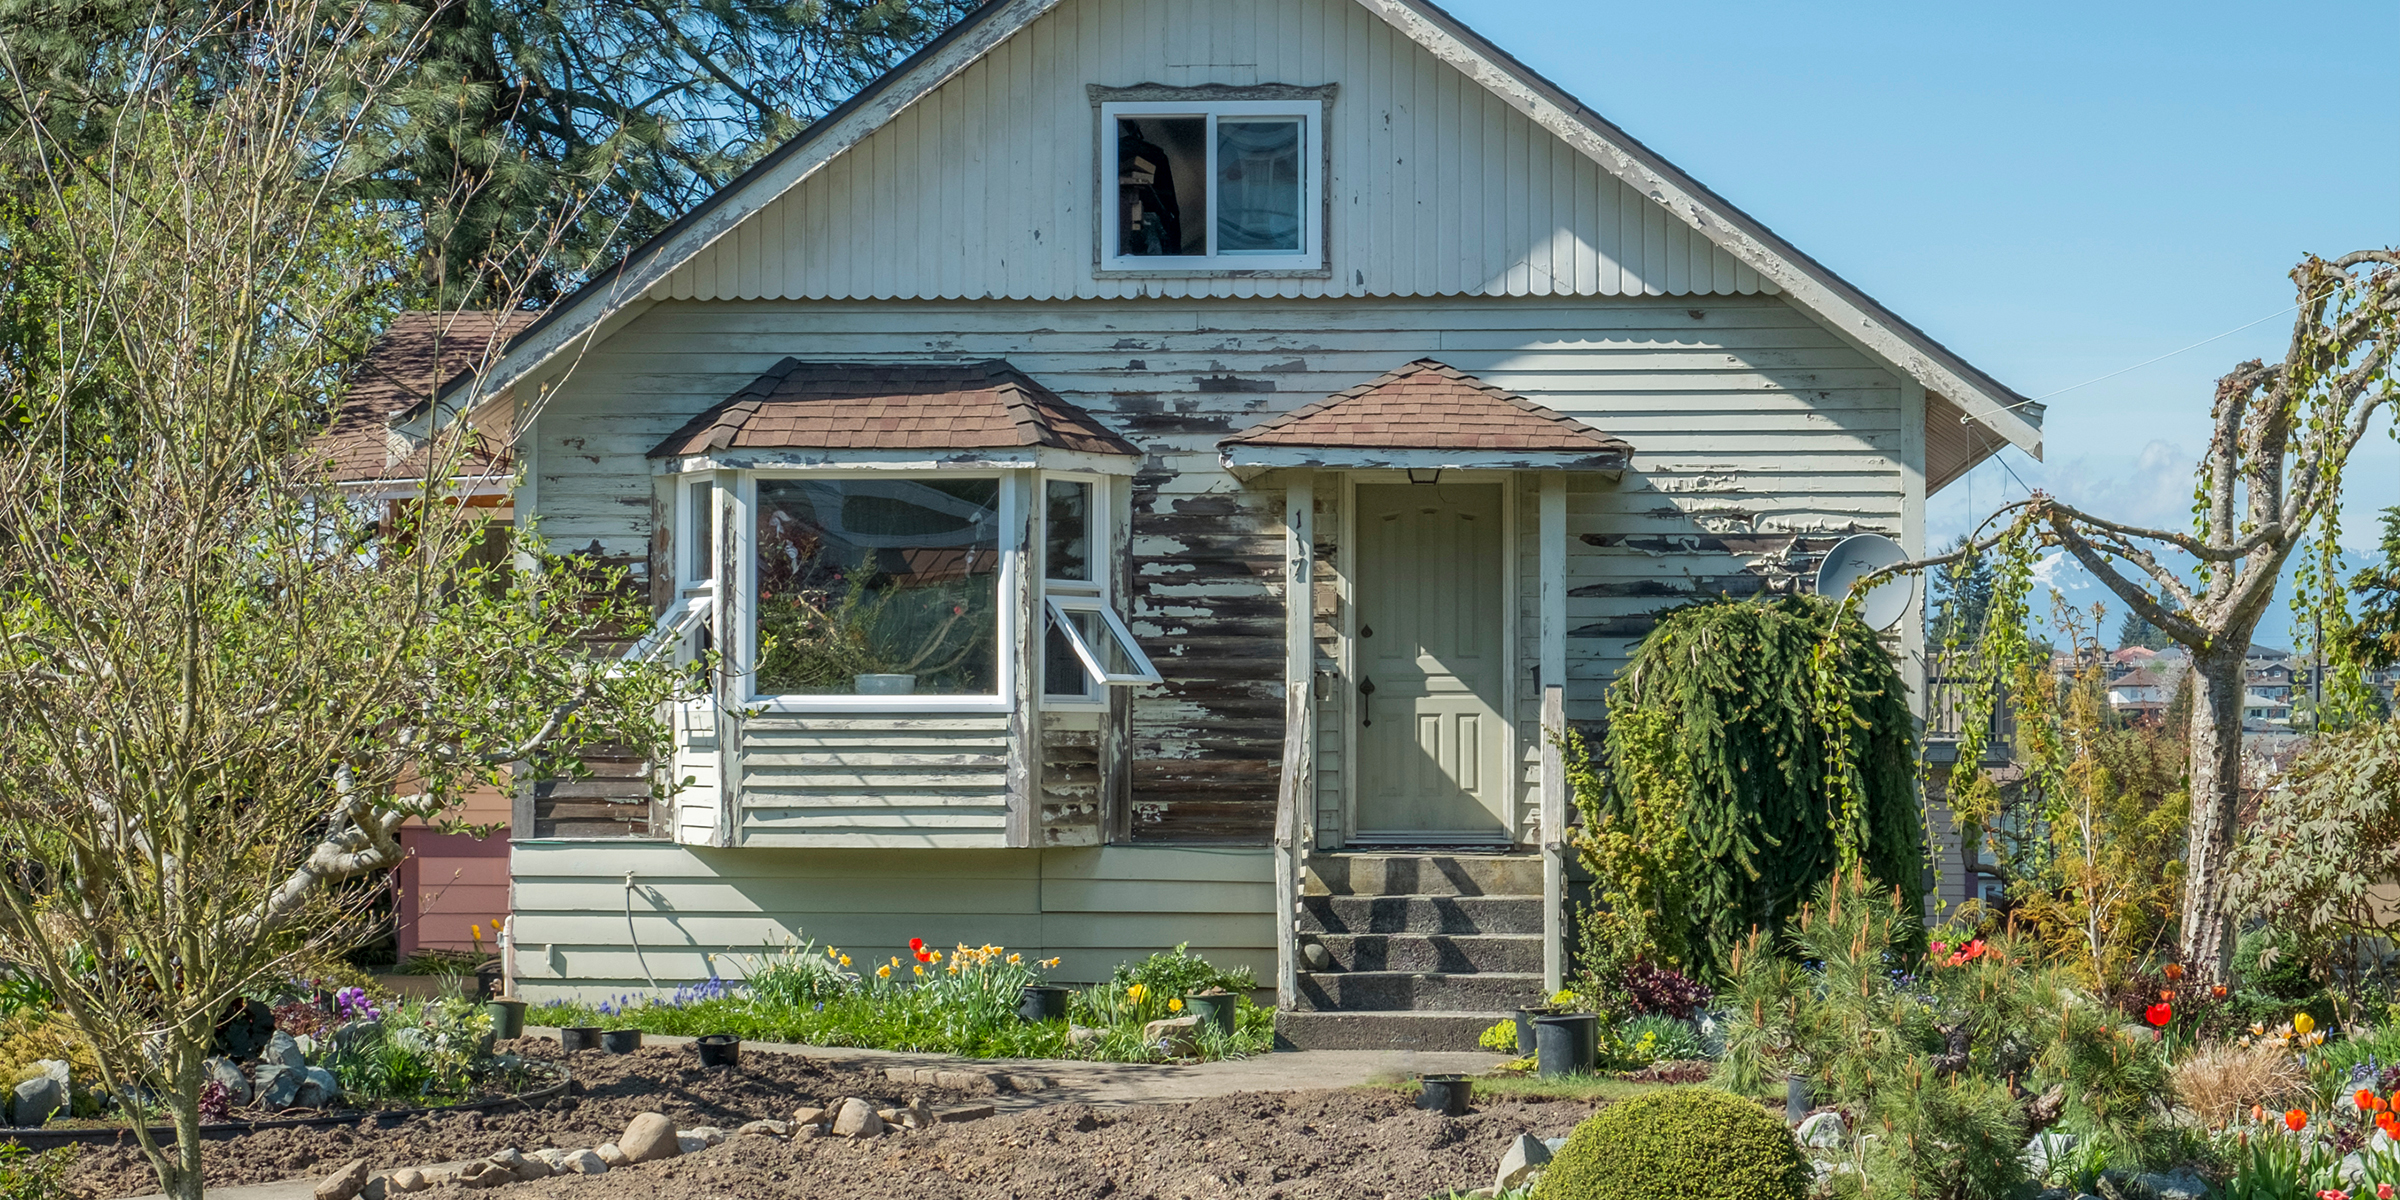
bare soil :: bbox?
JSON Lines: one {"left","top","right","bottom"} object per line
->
{"left": 82, "top": 1039, "right": 1599, "bottom": 1200}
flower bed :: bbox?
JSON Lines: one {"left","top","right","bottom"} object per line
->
{"left": 533, "top": 941, "right": 1273, "bottom": 1064}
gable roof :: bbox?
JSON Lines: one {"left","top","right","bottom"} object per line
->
{"left": 311, "top": 310, "right": 534, "bottom": 487}
{"left": 649, "top": 359, "right": 1140, "bottom": 459}
{"left": 444, "top": 0, "right": 2040, "bottom": 480}
{"left": 1222, "top": 359, "right": 1631, "bottom": 457}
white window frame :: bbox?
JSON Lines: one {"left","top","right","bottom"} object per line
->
{"left": 739, "top": 470, "right": 1016, "bottom": 714}
{"left": 678, "top": 474, "right": 716, "bottom": 593}
{"left": 1045, "top": 595, "right": 1162, "bottom": 689}
{"left": 1099, "top": 100, "right": 1321, "bottom": 273}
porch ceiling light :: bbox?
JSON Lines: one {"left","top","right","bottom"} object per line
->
{"left": 1405, "top": 467, "right": 1443, "bottom": 485}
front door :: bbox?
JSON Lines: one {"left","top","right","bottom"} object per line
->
{"left": 1354, "top": 483, "right": 1510, "bottom": 841}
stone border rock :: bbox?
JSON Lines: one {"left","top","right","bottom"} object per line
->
{"left": 0, "top": 1070, "right": 569, "bottom": 1152}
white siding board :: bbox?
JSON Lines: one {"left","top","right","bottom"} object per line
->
{"left": 510, "top": 843, "right": 1273, "bottom": 995}
{"left": 658, "top": 0, "right": 1778, "bottom": 304}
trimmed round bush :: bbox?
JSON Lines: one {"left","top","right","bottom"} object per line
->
{"left": 1532, "top": 1087, "right": 1809, "bottom": 1200}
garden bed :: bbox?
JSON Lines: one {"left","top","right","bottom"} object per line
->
{"left": 76, "top": 1038, "right": 1004, "bottom": 1198}
{"left": 1, "top": 1068, "right": 567, "bottom": 1150}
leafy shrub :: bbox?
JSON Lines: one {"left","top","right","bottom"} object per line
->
{"left": 318, "top": 996, "right": 497, "bottom": 1104}
{"left": 1612, "top": 1015, "right": 1704, "bottom": 1066}
{"left": 1532, "top": 1088, "right": 1807, "bottom": 1200}
{"left": 0, "top": 1144, "right": 73, "bottom": 1200}
{"left": 1478, "top": 1020, "right": 1518, "bottom": 1053}
{"left": 1617, "top": 961, "right": 1709, "bottom": 1021}
{"left": 0, "top": 1012, "right": 98, "bottom": 1090}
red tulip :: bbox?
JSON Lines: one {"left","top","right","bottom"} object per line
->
{"left": 2287, "top": 1109, "right": 2309, "bottom": 1132}
{"left": 2145, "top": 1003, "right": 2173, "bottom": 1028}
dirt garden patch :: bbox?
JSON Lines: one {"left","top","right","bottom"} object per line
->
{"left": 79, "top": 1039, "right": 1598, "bottom": 1199}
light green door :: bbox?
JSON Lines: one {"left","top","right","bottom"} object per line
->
{"left": 1354, "top": 483, "right": 1510, "bottom": 840}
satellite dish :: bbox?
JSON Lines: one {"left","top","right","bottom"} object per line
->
{"left": 1816, "top": 533, "right": 1914, "bottom": 631}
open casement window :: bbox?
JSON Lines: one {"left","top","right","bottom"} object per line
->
{"left": 747, "top": 474, "right": 1008, "bottom": 708}
{"left": 1045, "top": 596, "right": 1161, "bottom": 694}
{"left": 1101, "top": 100, "right": 1320, "bottom": 272}
{"left": 676, "top": 475, "right": 716, "bottom": 660}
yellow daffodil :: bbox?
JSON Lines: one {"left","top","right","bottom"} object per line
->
{"left": 1042, "top": 957, "right": 1060, "bottom": 969}
{"left": 827, "top": 946, "right": 838, "bottom": 959}
{"left": 2295, "top": 1012, "right": 2316, "bottom": 1035}
{"left": 839, "top": 955, "right": 851, "bottom": 967}
{"left": 1127, "top": 983, "right": 1147, "bottom": 1003}
{"left": 877, "top": 964, "right": 891, "bottom": 979}
{"left": 1169, "top": 998, "right": 1183, "bottom": 1013}
{"left": 1008, "top": 953, "right": 1021, "bottom": 964}
{"left": 914, "top": 964, "right": 925, "bottom": 977}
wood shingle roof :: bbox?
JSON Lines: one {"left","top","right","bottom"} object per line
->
{"left": 1220, "top": 359, "right": 1632, "bottom": 459}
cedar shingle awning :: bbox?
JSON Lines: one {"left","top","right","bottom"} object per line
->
{"left": 1217, "top": 358, "right": 1632, "bottom": 479}
{"left": 649, "top": 359, "right": 1140, "bottom": 464}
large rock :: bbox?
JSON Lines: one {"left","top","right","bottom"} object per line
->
{"left": 830, "top": 1097, "right": 883, "bottom": 1138}
{"left": 330, "top": 1020, "right": 382, "bottom": 1054}
{"left": 10, "top": 1074, "right": 63, "bottom": 1127}
{"left": 738, "top": 1119, "right": 790, "bottom": 1138}
{"left": 487, "top": 1147, "right": 548, "bottom": 1181}
{"left": 386, "top": 1168, "right": 426, "bottom": 1194}
{"left": 791, "top": 1106, "right": 828, "bottom": 1129}
{"left": 2023, "top": 1132, "right": 2078, "bottom": 1177}
{"left": 1142, "top": 1015, "right": 1204, "bottom": 1057}
{"left": 204, "top": 1056, "right": 253, "bottom": 1106}
{"left": 454, "top": 1159, "right": 511, "bottom": 1190}
{"left": 901, "top": 1100, "right": 934, "bottom": 1130}
{"left": 312, "top": 1157, "right": 371, "bottom": 1200}
{"left": 294, "top": 1066, "right": 341, "bottom": 1109}
{"left": 618, "top": 1112, "right": 681, "bottom": 1163}
{"left": 1494, "top": 1133, "right": 1553, "bottom": 1192}
{"left": 264, "top": 1030, "right": 306, "bottom": 1070}
{"left": 681, "top": 1126, "right": 727, "bottom": 1147}
{"left": 557, "top": 1149, "right": 608, "bottom": 1176}
{"left": 595, "top": 1143, "right": 628, "bottom": 1168}
{"left": 1798, "top": 1111, "right": 1849, "bottom": 1149}
{"left": 2125, "top": 1168, "right": 2207, "bottom": 1200}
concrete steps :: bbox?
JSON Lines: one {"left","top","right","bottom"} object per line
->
{"left": 1278, "top": 852, "right": 1545, "bottom": 1052}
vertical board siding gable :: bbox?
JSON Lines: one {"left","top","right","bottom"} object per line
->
{"left": 653, "top": 0, "right": 1772, "bottom": 306}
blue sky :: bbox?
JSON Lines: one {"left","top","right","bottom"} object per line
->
{"left": 1444, "top": 0, "right": 2399, "bottom": 646}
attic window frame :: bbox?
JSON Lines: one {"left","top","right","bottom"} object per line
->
{"left": 1089, "top": 84, "right": 1335, "bottom": 278}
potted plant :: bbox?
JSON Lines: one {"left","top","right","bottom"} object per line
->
{"left": 756, "top": 550, "right": 996, "bottom": 697}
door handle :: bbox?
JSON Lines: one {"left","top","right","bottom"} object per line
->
{"left": 1359, "top": 675, "right": 1376, "bottom": 727}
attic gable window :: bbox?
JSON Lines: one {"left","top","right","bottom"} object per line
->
{"left": 1101, "top": 99, "right": 1322, "bottom": 273}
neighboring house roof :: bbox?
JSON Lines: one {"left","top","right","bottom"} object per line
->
{"left": 2109, "top": 647, "right": 2158, "bottom": 663}
{"left": 435, "top": 0, "right": 2040, "bottom": 485}
{"left": 1221, "top": 359, "right": 1633, "bottom": 455}
{"left": 2110, "top": 669, "right": 2165, "bottom": 691}
{"left": 311, "top": 310, "right": 534, "bottom": 487}
{"left": 647, "top": 359, "right": 1141, "bottom": 459}
{"left": 2242, "top": 691, "right": 2290, "bottom": 710}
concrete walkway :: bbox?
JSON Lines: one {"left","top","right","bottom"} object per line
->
{"left": 117, "top": 1033, "right": 1507, "bottom": 1199}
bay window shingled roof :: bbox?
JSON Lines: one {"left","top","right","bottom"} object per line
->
{"left": 648, "top": 359, "right": 1141, "bottom": 458}
{"left": 1219, "top": 359, "right": 1633, "bottom": 457}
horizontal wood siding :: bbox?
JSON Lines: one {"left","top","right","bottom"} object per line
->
{"left": 654, "top": 0, "right": 1771, "bottom": 306}
{"left": 738, "top": 715, "right": 1012, "bottom": 848}
{"left": 508, "top": 842, "right": 1272, "bottom": 997}
{"left": 532, "top": 293, "right": 1905, "bottom": 842}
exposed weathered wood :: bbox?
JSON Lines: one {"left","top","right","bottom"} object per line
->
{"left": 1540, "top": 683, "right": 1566, "bottom": 995}
{"left": 1274, "top": 476, "right": 1314, "bottom": 1010}
{"left": 1006, "top": 471, "right": 1040, "bottom": 848}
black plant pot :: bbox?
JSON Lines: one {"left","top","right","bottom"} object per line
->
{"left": 1533, "top": 1012, "right": 1598, "bottom": 1078}
{"left": 1417, "top": 1075, "right": 1472, "bottom": 1116}
{"left": 559, "top": 1026, "right": 601, "bottom": 1052}
{"left": 600, "top": 1029, "right": 642, "bottom": 1055}
{"left": 1019, "top": 984, "right": 1071, "bottom": 1022}
{"left": 1513, "top": 1005, "right": 1562, "bottom": 1056}
{"left": 695, "top": 1034, "right": 740, "bottom": 1068}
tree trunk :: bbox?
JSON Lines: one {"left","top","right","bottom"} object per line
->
{"left": 2179, "top": 648, "right": 2249, "bottom": 982}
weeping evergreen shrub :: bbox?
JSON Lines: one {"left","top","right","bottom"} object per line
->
{"left": 1598, "top": 594, "right": 1922, "bottom": 976}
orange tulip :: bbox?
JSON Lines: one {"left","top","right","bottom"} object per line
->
{"left": 2359, "top": 1089, "right": 2379, "bottom": 1112}
{"left": 2287, "top": 1109, "right": 2309, "bottom": 1132}
{"left": 2164, "top": 963, "right": 2185, "bottom": 981}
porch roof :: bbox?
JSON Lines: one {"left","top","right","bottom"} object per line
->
{"left": 1217, "top": 359, "right": 1632, "bottom": 478}
{"left": 648, "top": 359, "right": 1142, "bottom": 459}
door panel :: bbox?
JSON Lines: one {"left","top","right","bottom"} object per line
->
{"left": 1355, "top": 483, "right": 1509, "bottom": 839}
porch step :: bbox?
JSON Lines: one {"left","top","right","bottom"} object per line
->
{"left": 1314, "top": 932, "right": 1542, "bottom": 974}
{"left": 1305, "top": 853, "right": 1543, "bottom": 897}
{"left": 1299, "top": 894, "right": 1544, "bottom": 936}
{"left": 1276, "top": 1010, "right": 1506, "bottom": 1052}
{"left": 1298, "top": 970, "right": 1546, "bottom": 1012}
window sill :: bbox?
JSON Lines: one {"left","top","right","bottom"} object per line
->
{"left": 1095, "top": 265, "right": 1331, "bottom": 279}
{"left": 743, "top": 695, "right": 1013, "bottom": 715}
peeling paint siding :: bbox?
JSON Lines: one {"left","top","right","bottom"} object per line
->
{"left": 507, "top": 842, "right": 1272, "bottom": 995}
{"left": 654, "top": 0, "right": 1772, "bottom": 305}
{"left": 529, "top": 292, "right": 1906, "bottom": 843}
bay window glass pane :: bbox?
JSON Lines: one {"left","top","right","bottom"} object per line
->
{"left": 1044, "top": 614, "right": 1096, "bottom": 699}
{"left": 687, "top": 480, "right": 711, "bottom": 581}
{"left": 754, "top": 478, "right": 1000, "bottom": 696}
{"left": 1045, "top": 479, "right": 1092, "bottom": 582}
{"left": 1117, "top": 117, "right": 1206, "bottom": 256}
{"left": 1216, "top": 119, "right": 1301, "bottom": 252}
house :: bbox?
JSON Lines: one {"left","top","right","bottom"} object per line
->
{"left": 2243, "top": 691, "right": 2292, "bottom": 725}
{"left": 2107, "top": 668, "right": 2166, "bottom": 709}
{"left": 345, "top": 0, "right": 2041, "bottom": 1047}
{"left": 2105, "top": 646, "right": 2156, "bottom": 681}
{"left": 312, "top": 310, "right": 532, "bottom": 961}
{"left": 2246, "top": 660, "right": 2295, "bottom": 703}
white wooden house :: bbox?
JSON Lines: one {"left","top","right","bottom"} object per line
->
{"left": 364, "top": 0, "right": 2040, "bottom": 1046}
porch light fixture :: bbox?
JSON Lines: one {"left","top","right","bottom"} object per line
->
{"left": 1405, "top": 467, "right": 1443, "bottom": 485}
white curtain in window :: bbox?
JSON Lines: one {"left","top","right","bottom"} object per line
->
{"left": 1215, "top": 120, "right": 1301, "bottom": 253}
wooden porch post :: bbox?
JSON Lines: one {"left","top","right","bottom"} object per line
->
{"left": 1538, "top": 475, "right": 1567, "bottom": 995}
{"left": 1275, "top": 477, "right": 1315, "bottom": 1011}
